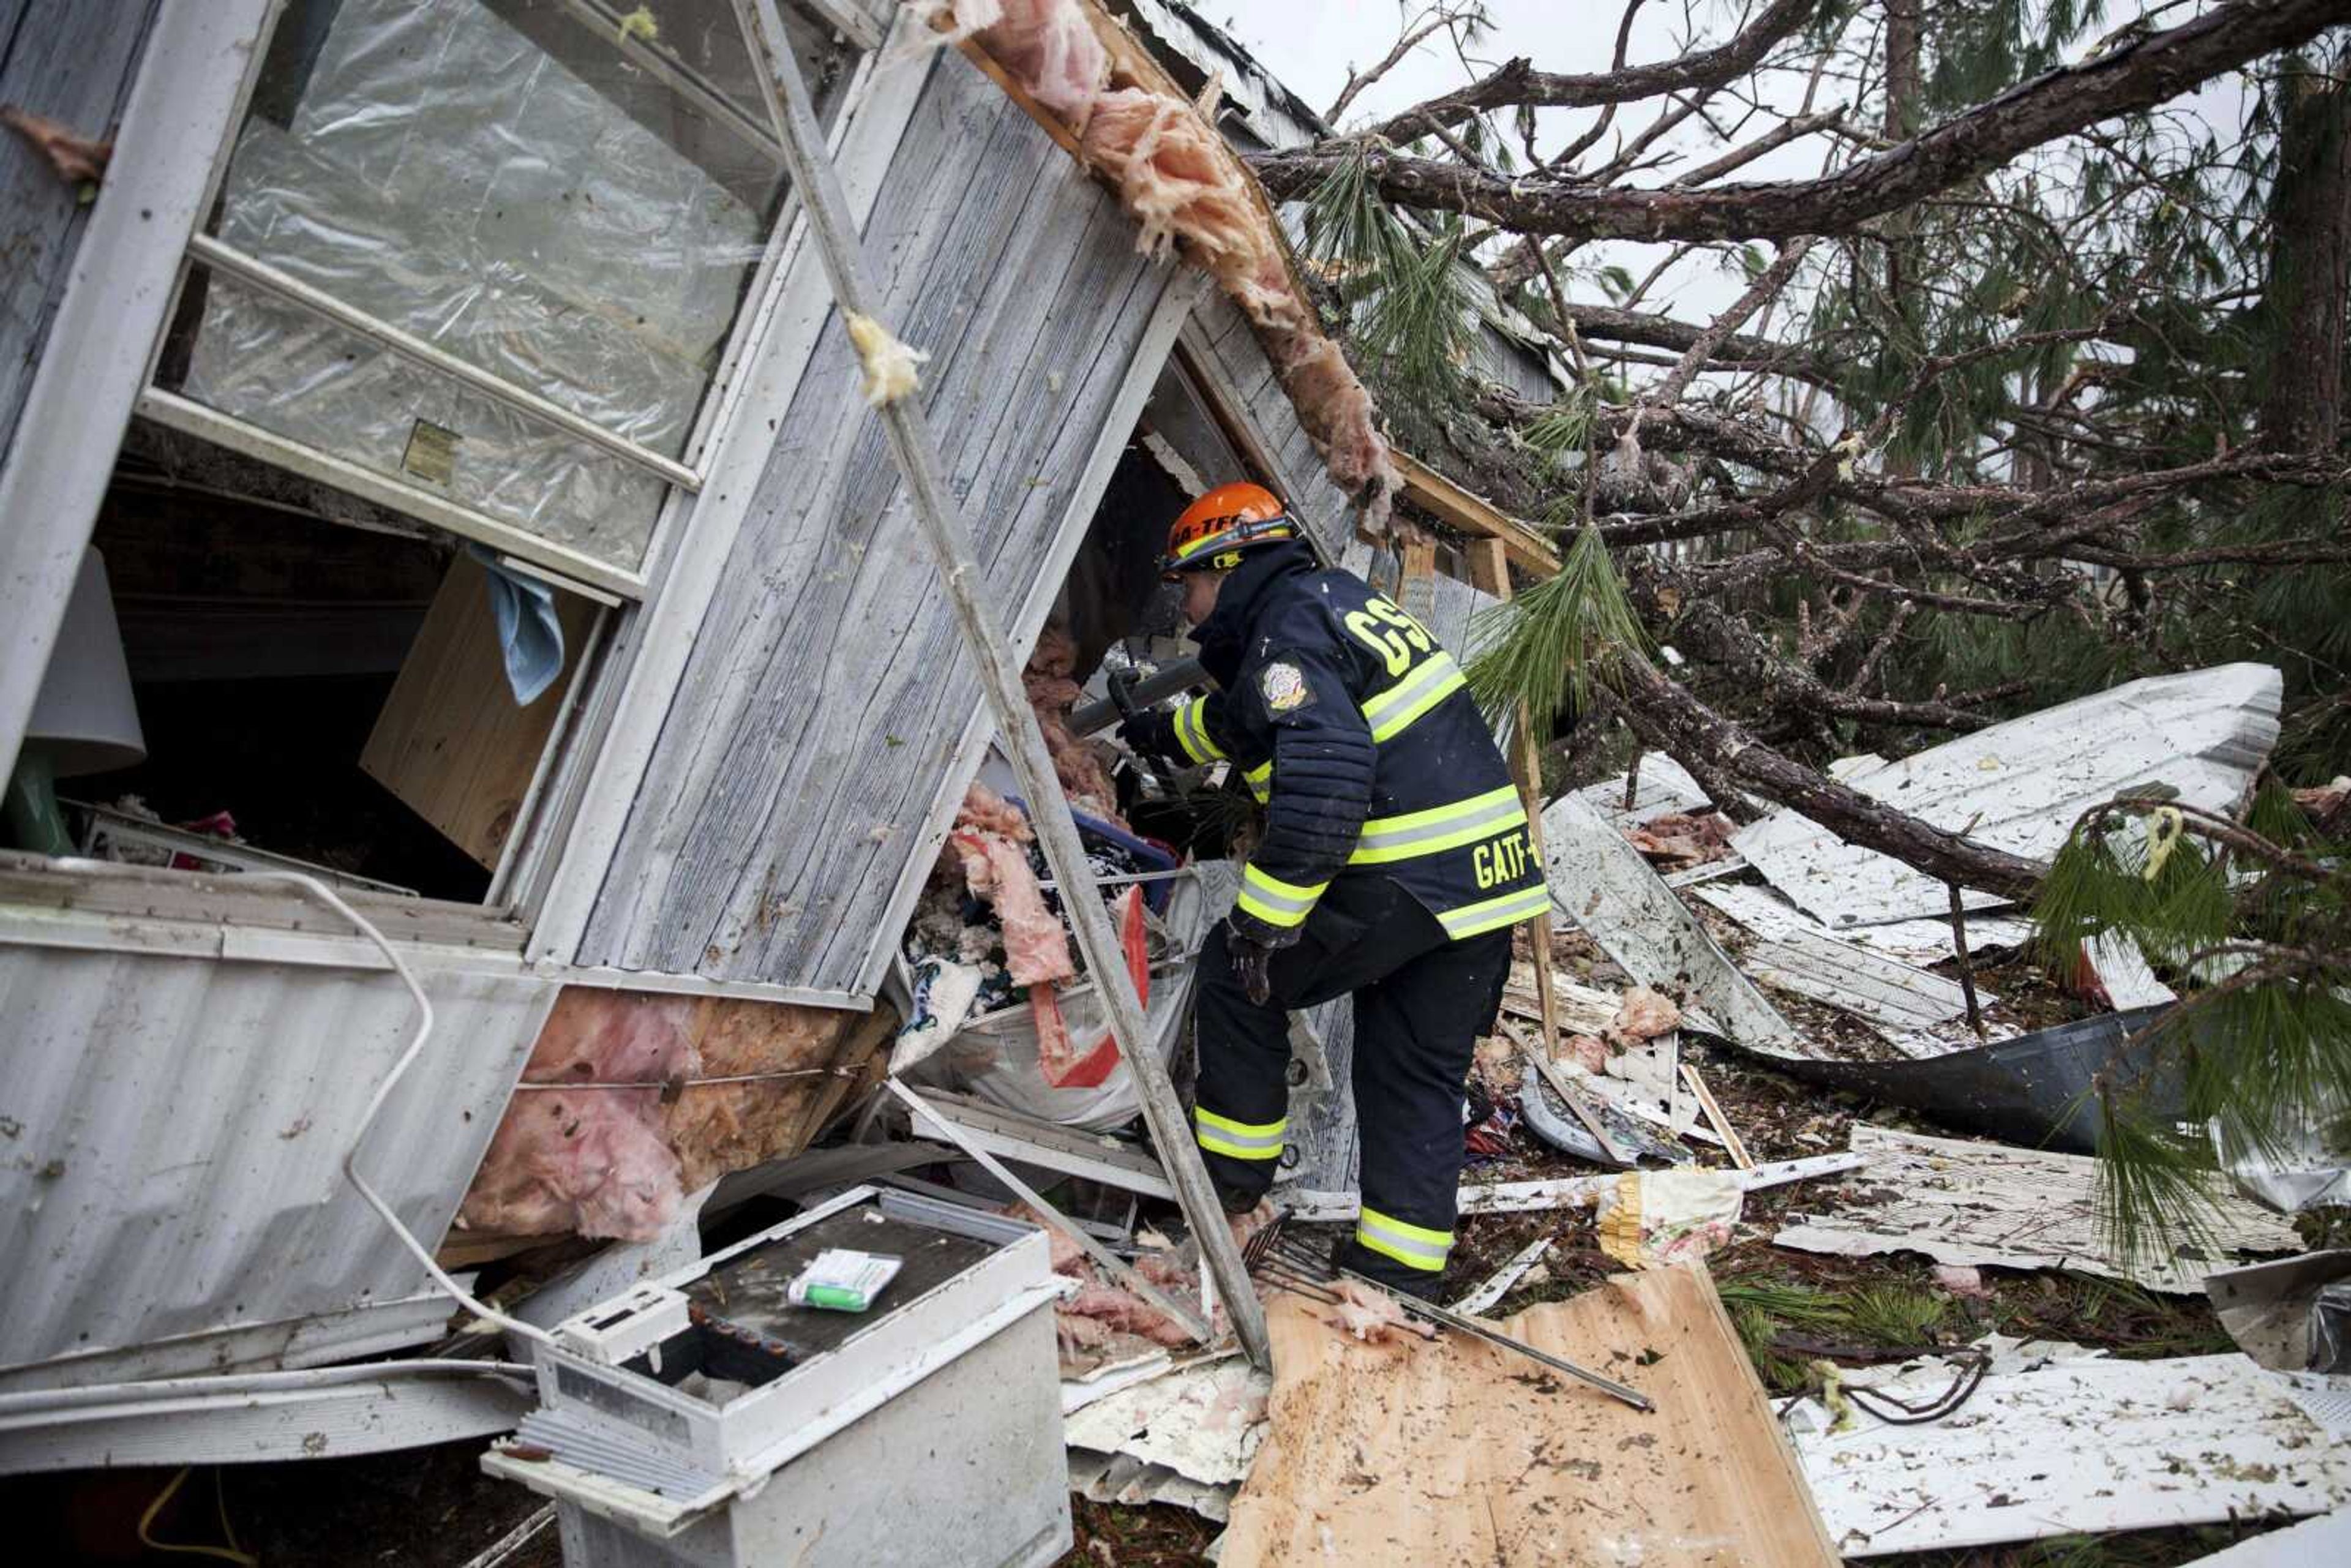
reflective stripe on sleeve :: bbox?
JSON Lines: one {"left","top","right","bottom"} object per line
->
{"left": 1359, "top": 651, "right": 1466, "bottom": 743}
{"left": 1172, "top": 698, "right": 1225, "bottom": 764}
{"left": 1349, "top": 785, "right": 1527, "bottom": 865}
{"left": 1242, "top": 759, "right": 1272, "bottom": 803}
{"left": 1194, "top": 1106, "right": 1286, "bottom": 1160}
{"left": 1236, "top": 862, "right": 1325, "bottom": 928}
{"left": 1356, "top": 1206, "right": 1451, "bottom": 1271}
{"left": 1436, "top": 883, "right": 1554, "bottom": 939}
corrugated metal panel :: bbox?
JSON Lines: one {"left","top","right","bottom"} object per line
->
{"left": 1733, "top": 663, "right": 2283, "bottom": 928}
{"left": 0, "top": 936, "right": 553, "bottom": 1384}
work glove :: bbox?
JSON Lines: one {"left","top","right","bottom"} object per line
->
{"left": 1229, "top": 932, "right": 1274, "bottom": 1007}
{"left": 1117, "top": 708, "right": 1179, "bottom": 767}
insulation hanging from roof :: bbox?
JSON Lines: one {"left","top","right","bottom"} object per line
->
{"left": 910, "top": 0, "right": 1398, "bottom": 532}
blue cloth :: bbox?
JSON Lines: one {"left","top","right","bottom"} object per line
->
{"left": 467, "top": 545, "right": 566, "bottom": 705}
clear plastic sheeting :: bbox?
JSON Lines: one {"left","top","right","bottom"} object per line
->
{"left": 183, "top": 269, "right": 672, "bottom": 566}
{"left": 175, "top": 0, "right": 852, "bottom": 571}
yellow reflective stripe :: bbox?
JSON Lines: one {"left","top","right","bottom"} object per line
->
{"left": 1357, "top": 1206, "right": 1451, "bottom": 1271}
{"left": 1242, "top": 759, "right": 1271, "bottom": 803}
{"left": 1360, "top": 652, "right": 1466, "bottom": 743}
{"left": 1236, "top": 862, "right": 1326, "bottom": 929}
{"left": 1437, "top": 884, "right": 1553, "bottom": 940}
{"left": 1173, "top": 699, "right": 1224, "bottom": 763}
{"left": 1349, "top": 786, "right": 1527, "bottom": 866}
{"left": 1194, "top": 1106, "right": 1286, "bottom": 1161}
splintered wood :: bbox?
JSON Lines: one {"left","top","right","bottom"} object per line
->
{"left": 1220, "top": 1265, "right": 1837, "bottom": 1567}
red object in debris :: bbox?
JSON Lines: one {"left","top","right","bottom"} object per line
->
{"left": 1033, "top": 887, "right": 1149, "bottom": 1089}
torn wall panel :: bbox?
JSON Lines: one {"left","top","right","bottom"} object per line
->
{"left": 1733, "top": 664, "right": 2282, "bottom": 928}
{"left": 579, "top": 53, "right": 1183, "bottom": 994}
{"left": 1794, "top": 1349, "right": 2351, "bottom": 1556}
{"left": 1540, "top": 789, "right": 1802, "bottom": 1053}
{"left": 1774, "top": 1124, "right": 2303, "bottom": 1293}
{"left": 456, "top": 986, "right": 889, "bottom": 1244}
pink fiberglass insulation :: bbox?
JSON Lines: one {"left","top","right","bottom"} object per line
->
{"left": 951, "top": 784, "right": 1076, "bottom": 985}
{"left": 457, "top": 991, "right": 697, "bottom": 1242}
{"left": 928, "top": 0, "right": 1397, "bottom": 530}
{"left": 1024, "top": 621, "right": 1123, "bottom": 825}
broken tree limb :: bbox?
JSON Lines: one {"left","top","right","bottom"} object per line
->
{"left": 738, "top": 0, "right": 1269, "bottom": 1368}
{"left": 1610, "top": 658, "right": 2047, "bottom": 902}
{"left": 1255, "top": 0, "right": 2349, "bottom": 239}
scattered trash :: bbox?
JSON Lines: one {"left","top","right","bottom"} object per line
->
{"left": 1221, "top": 1266, "right": 1838, "bottom": 1566}
{"left": 1774, "top": 1125, "right": 2302, "bottom": 1293}
{"left": 1540, "top": 789, "right": 1802, "bottom": 1051}
{"left": 1788, "top": 1338, "right": 2351, "bottom": 1556}
{"left": 1451, "top": 1236, "right": 1553, "bottom": 1315}
{"left": 1284, "top": 1150, "right": 1866, "bottom": 1223}
{"left": 1063, "top": 1351, "right": 1269, "bottom": 1512}
{"left": 1597, "top": 1168, "right": 1745, "bottom": 1267}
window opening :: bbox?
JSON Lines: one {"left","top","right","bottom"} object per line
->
{"left": 4, "top": 426, "right": 608, "bottom": 906}
{"left": 143, "top": 0, "right": 860, "bottom": 589}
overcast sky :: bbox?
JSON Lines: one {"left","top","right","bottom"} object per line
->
{"left": 1200, "top": 1, "right": 2255, "bottom": 324}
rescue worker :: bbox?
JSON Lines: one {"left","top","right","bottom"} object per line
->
{"left": 1119, "top": 482, "right": 1547, "bottom": 1293}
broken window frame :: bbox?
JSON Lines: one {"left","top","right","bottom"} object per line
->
{"left": 129, "top": 0, "right": 876, "bottom": 604}
{"left": 13, "top": 0, "right": 906, "bottom": 934}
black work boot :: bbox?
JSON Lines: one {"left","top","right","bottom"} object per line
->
{"left": 1330, "top": 1238, "right": 1441, "bottom": 1300}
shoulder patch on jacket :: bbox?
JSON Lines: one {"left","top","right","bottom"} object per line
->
{"left": 1259, "top": 661, "right": 1315, "bottom": 713}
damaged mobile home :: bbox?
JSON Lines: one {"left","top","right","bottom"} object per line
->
{"left": 0, "top": 0, "right": 1545, "bottom": 1487}
{"left": 7, "top": 2, "right": 2347, "bottom": 1564}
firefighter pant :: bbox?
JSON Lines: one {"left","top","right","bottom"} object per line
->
{"left": 1192, "top": 876, "right": 1511, "bottom": 1291}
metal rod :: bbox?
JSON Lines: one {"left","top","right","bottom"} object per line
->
{"left": 1037, "top": 866, "right": 1196, "bottom": 891}
{"left": 1068, "top": 656, "right": 1209, "bottom": 736}
{"left": 740, "top": 0, "right": 1270, "bottom": 1368}
{"left": 187, "top": 234, "right": 703, "bottom": 492}
{"left": 1339, "top": 1266, "right": 1654, "bottom": 1412}
{"left": 887, "top": 1080, "right": 1214, "bottom": 1345}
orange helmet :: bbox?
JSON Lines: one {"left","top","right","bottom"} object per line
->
{"left": 1158, "top": 482, "right": 1298, "bottom": 580}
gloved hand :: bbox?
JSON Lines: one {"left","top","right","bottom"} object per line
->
{"left": 1117, "top": 708, "right": 1179, "bottom": 766}
{"left": 1230, "top": 932, "right": 1274, "bottom": 1007}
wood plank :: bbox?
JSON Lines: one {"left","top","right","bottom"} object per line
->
{"left": 1467, "top": 537, "right": 1565, "bottom": 1062}
{"left": 1221, "top": 1267, "right": 1839, "bottom": 1567}
{"left": 581, "top": 59, "right": 1177, "bottom": 991}
{"left": 0, "top": 0, "right": 163, "bottom": 455}
{"left": 1395, "top": 449, "right": 1560, "bottom": 576}
{"left": 361, "top": 552, "right": 597, "bottom": 868}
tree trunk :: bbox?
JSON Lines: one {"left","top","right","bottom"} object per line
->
{"left": 1611, "top": 658, "right": 2047, "bottom": 901}
{"left": 2258, "top": 69, "right": 2350, "bottom": 456}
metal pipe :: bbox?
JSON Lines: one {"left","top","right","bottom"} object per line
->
{"left": 736, "top": 0, "right": 1270, "bottom": 1368}
{"left": 1068, "top": 657, "right": 1209, "bottom": 737}
{"left": 186, "top": 234, "right": 703, "bottom": 492}
{"left": 0, "top": 1360, "right": 531, "bottom": 1423}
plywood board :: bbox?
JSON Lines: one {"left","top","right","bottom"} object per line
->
{"left": 1774, "top": 1124, "right": 2304, "bottom": 1293}
{"left": 1220, "top": 1264, "right": 1838, "bottom": 1567}
{"left": 362, "top": 552, "right": 593, "bottom": 867}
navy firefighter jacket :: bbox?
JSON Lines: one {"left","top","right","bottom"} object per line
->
{"left": 1166, "top": 540, "right": 1547, "bottom": 949}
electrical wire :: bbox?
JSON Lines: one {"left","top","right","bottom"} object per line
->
{"left": 136, "top": 1468, "right": 258, "bottom": 1567}
{"left": 248, "top": 872, "right": 558, "bottom": 1349}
